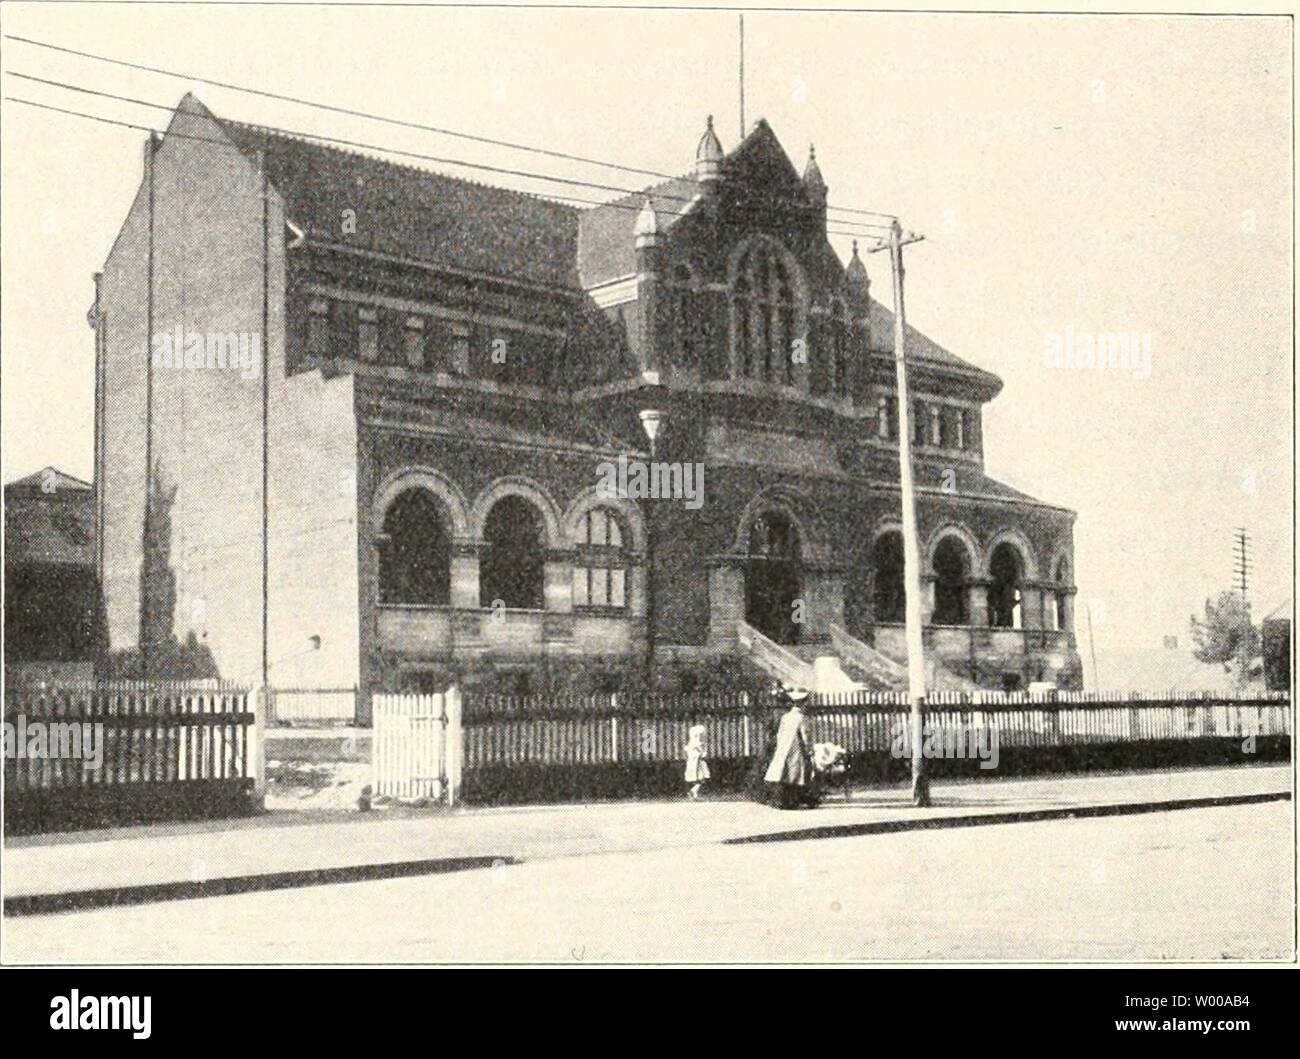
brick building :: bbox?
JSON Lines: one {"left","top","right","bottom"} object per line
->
{"left": 94, "top": 95, "right": 1082, "bottom": 712}
{"left": 4, "top": 468, "right": 105, "bottom": 685}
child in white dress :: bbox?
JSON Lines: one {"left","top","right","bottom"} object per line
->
{"left": 684, "top": 724, "right": 710, "bottom": 800}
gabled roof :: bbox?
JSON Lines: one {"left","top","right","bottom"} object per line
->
{"left": 577, "top": 174, "right": 699, "bottom": 286}
{"left": 170, "top": 97, "right": 999, "bottom": 387}
{"left": 5, "top": 467, "right": 93, "bottom": 495}
{"left": 202, "top": 100, "right": 582, "bottom": 290}
{"left": 865, "top": 298, "right": 1002, "bottom": 393}
{"left": 4, "top": 469, "right": 95, "bottom": 567}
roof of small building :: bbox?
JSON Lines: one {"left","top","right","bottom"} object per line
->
{"left": 5, "top": 467, "right": 93, "bottom": 495}
{"left": 4, "top": 468, "right": 95, "bottom": 568}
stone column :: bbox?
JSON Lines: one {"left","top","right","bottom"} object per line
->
{"left": 543, "top": 548, "right": 574, "bottom": 613}
{"left": 967, "top": 578, "right": 990, "bottom": 627}
{"left": 967, "top": 577, "right": 992, "bottom": 666}
{"left": 1060, "top": 587, "right": 1078, "bottom": 645}
{"left": 921, "top": 573, "right": 937, "bottom": 626}
{"left": 449, "top": 539, "right": 483, "bottom": 646}
{"left": 450, "top": 539, "right": 481, "bottom": 610}
{"left": 1020, "top": 582, "right": 1045, "bottom": 632}
{"left": 799, "top": 569, "right": 845, "bottom": 642}
{"left": 708, "top": 559, "right": 746, "bottom": 649}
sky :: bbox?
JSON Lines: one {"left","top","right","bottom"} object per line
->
{"left": 1, "top": 2, "right": 1292, "bottom": 658}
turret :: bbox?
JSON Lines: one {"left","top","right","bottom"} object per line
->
{"left": 803, "top": 144, "right": 827, "bottom": 206}
{"left": 845, "top": 240, "right": 870, "bottom": 303}
{"left": 635, "top": 198, "right": 662, "bottom": 375}
{"left": 695, "top": 115, "right": 724, "bottom": 187}
{"left": 634, "top": 198, "right": 660, "bottom": 249}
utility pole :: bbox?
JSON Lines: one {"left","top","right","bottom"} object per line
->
{"left": 639, "top": 409, "right": 664, "bottom": 691}
{"left": 1085, "top": 602, "right": 1101, "bottom": 691}
{"left": 1233, "top": 527, "right": 1253, "bottom": 691}
{"left": 868, "top": 220, "right": 929, "bottom": 807}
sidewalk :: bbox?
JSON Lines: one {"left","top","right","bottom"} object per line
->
{"left": 4, "top": 765, "right": 1290, "bottom": 912}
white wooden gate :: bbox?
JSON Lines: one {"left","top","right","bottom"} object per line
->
{"left": 372, "top": 688, "right": 462, "bottom": 804}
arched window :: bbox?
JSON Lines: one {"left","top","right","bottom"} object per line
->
{"left": 989, "top": 542, "right": 1024, "bottom": 629}
{"left": 378, "top": 488, "right": 451, "bottom": 606}
{"left": 932, "top": 537, "right": 970, "bottom": 625}
{"left": 873, "top": 531, "right": 905, "bottom": 624}
{"left": 480, "top": 496, "right": 546, "bottom": 610}
{"left": 745, "top": 512, "right": 802, "bottom": 644}
{"left": 572, "top": 508, "right": 627, "bottom": 610}
{"left": 730, "top": 239, "right": 803, "bottom": 385}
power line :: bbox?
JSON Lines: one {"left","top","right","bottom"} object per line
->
{"left": 4, "top": 91, "right": 890, "bottom": 238}
{"left": 3, "top": 32, "right": 898, "bottom": 222}
{"left": 3, "top": 32, "right": 674, "bottom": 181}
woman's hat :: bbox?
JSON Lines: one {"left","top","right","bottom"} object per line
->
{"left": 782, "top": 684, "right": 810, "bottom": 703}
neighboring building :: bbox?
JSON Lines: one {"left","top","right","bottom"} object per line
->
{"left": 4, "top": 467, "right": 104, "bottom": 685}
{"left": 95, "top": 95, "right": 1081, "bottom": 712}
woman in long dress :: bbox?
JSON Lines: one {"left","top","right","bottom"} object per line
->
{"left": 763, "top": 685, "right": 815, "bottom": 809}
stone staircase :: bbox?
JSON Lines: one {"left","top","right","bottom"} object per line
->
{"left": 735, "top": 620, "right": 980, "bottom": 695}
{"left": 735, "top": 621, "right": 863, "bottom": 694}
{"left": 829, "top": 622, "right": 980, "bottom": 693}
{"left": 829, "top": 623, "right": 907, "bottom": 688}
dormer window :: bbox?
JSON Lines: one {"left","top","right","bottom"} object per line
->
{"left": 403, "top": 315, "right": 424, "bottom": 369}
{"left": 877, "top": 393, "right": 897, "bottom": 440}
{"left": 307, "top": 297, "right": 330, "bottom": 357}
{"left": 450, "top": 321, "right": 470, "bottom": 375}
{"left": 357, "top": 306, "right": 379, "bottom": 362}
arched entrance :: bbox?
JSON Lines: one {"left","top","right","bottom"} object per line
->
{"left": 378, "top": 487, "right": 452, "bottom": 606}
{"left": 989, "top": 542, "right": 1023, "bottom": 629}
{"left": 931, "top": 536, "right": 971, "bottom": 625}
{"left": 873, "top": 530, "right": 905, "bottom": 623}
{"left": 744, "top": 511, "right": 802, "bottom": 644}
{"left": 480, "top": 495, "right": 546, "bottom": 610}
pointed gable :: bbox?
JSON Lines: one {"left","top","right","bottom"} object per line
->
{"left": 721, "top": 118, "right": 808, "bottom": 204}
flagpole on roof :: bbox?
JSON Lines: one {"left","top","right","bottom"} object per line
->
{"left": 738, "top": 13, "right": 746, "bottom": 138}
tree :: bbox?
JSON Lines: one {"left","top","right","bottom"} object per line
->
{"left": 1188, "top": 591, "right": 1261, "bottom": 671}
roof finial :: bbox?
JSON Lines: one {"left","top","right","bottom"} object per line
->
{"left": 634, "top": 196, "right": 659, "bottom": 247}
{"left": 846, "top": 239, "right": 869, "bottom": 292}
{"left": 696, "top": 115, "right": 724, "bottom": 185}
{"left": 803, "top": 143, "right": 827, "bottom": 202}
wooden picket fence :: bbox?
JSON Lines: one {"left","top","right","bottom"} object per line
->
{"left": 371, "top": 690, "right": 462, "bottom": 804}
{"left": 455, "top": 688, "right": 1291, "bottom": 774}
{"left": 267, "top": 686, "right": 359, "bottom": 726}
{"left": 4, "top": 682, "right": 258, "bottom": 833}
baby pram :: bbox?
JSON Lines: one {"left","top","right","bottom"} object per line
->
{"left": 810, "top": 742, "right": 850, "bottom": 802}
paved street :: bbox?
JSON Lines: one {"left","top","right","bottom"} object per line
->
{"left": 5, "top": 765, "right": 1287, "bottom": 899}
{"left": 5, "top": 796, "right": 1292, "bottom": 963}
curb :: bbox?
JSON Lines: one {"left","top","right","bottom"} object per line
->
{"left": 6, "top": 790, "right": 1288, "bottom": 917}
{"left": 724, "top": 790, "right": 1291, "bottom": 845}
{"left": 4, "top": 855, "right": 517, "bottom": 918}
